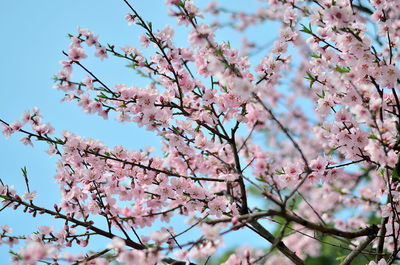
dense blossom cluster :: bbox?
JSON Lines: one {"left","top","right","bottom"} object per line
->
{"left": 2, "top": 0, "right": 400, "bottom": 264}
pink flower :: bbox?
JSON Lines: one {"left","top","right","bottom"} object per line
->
{"left": 334, "top": 108, "right": 351, "bottom": 123}
{"left": 201, "top": 224, "right": 222, "bottom": 240}
{"left": 95, "top": 46, "right": 108, "bottom": 61}
{"left": 20, "top": 137, "right": 33, "bottom": 147}
{"left": 85, "top": 34, "right": 99, "bottom": 47}
{"left": 221, "top": 254, "right": 241, "bottom": 265}
{"left": 150, "top": 231, "right": 169, "bottom": 244}
{"left": 38, "top": 225, "right": 53, "bottom": 235}
{"left": 125, "top": 13, "right": 136, "bottom": 25}
{"left": 82, "top": 76, "right": 94, "bottom": 90}
{"left": 45, "top": 144, "right": 57, "bottom": 157}
{"left": 68, "top": 47, "right": 87, "bottom": 61}
{"left": 77, "top": 26, "right": 91, "bottom": 37}
{"left": 19, "top": 241, "right": 53, "bottom": 263}
{"left": 233, "top": 77, "right": 254, "bottom": 101}
{"left": 108, "top": 237, "right": 126, "bottom": 252}
{"left": 380, "top": 64, "right": 400, "bottom": 88}
{"left": 310, "top": 156, "right": 327, "bottom": 174}
{"left": 350, "top": 130, "right": 368, "bottom": 149}
{"left": 22, "top": 191, "right": 37, "bottom": 200}
{"left": 323, "top": 6, "right": 352, "bottom": 27}
{"left": 10, "top": 121, "right": 22, "bottom": 131}
{"left": 1, "top": 224, "right": 12, "bottom": 234}
{"left": 369, "top": 259, "right": 387, "bottom": 265}
{"left": 139, "top": 34, "right": 150, "bottom": 48}
{"left": 285, "top": 162, "right": 302, "bottom": 177}
{"left": 1, "top": 124, "right": 14, "bottom": 139}
{"left": 208, "top": 197, "right": 226, "bottom": 217}
{"left": 78, "top": 239, "right": 88, "bottom": 247}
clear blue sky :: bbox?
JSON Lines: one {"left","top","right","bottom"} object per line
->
{"left": 0, "top": 0, "right": 276, "bottom": 262}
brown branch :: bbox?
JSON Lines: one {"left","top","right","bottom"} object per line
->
{"left": 62, "top": 51, "right": 117, "bottom": 97}
{"left": 377, "top": 217, "right": 389, "bottom": 261}
{"left": 274, "top": 210, "right": 379, "bottom": 239}
{"left": 253, "top": 94, "right": 310, "bottom": 171}
{"left": 250, "top": 221, "right": 306, "bottom": 265}
{"left": 230, "top": 131, "right": 249, "bottom": 214}
{"left": 2, "top": 194, "right": 145, "bottom": 250}
{"left": 122, "top": 0, "right": 186, "bottom": 107}
{"left": 206, "top": 209, "right": 379, "bottom": 239}
{"left": 83, "top": 149, "right": 224, "bottom": 182}
{"left": 340, "top": 233, "right": 378, "bottom": 265}
{"left": 3, "top": 192, "right": 198, "bottom": 265}
{"left": 72, "top": 249, "right": 112, "bottom": 265}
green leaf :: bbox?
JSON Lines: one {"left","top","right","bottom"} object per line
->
{"left": 300, "top": 23, "right": 312, "bottom": 34}
{"left": 255, "top": 175, "right": 266, "bottom": 182}
{"left": 54, "top": 137, "right": 64, "bottom": 144}
{"left": 327, "top": 146, "right": 337, "bottom": 155}
{"left": 369, "top": 134, "right": 378, "bottom": 140}
{"left": 311, "top": 53, "right": 321, "bottom": 58}
{"left": 316, "top": 90, "right": 326, "bottom": 99}
{"left": 333, "top": 185, "right": 344, "bottom": 195}
{"left": 126, "top": 62, "right": 137, "bottom": 69}
{"left": 98, "top": 92, "right": 108, "bottom": 99}
{"left": 215, "top": 48, "right": 223, "bottom": 57}
{"left": 21, "top": 166, "right": 30, "bottom": 189}
{"left": 21, "top": 166, "right": 27, "bottom": 178}
{"left": 334, "top": 65, "right": 351, "bottom": 73}
{"left": 305, "top": 71, "right": 316, "bottom": 88}
{"left": 393, "top": 168, "right": 399, "bottom": 181}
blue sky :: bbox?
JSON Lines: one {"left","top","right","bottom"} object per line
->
{"left": 0, "top": 0, "right": 278, "bottom": 262}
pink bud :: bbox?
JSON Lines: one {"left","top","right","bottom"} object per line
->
{"left": 79, "top": 240, "right": 88, "bottom": 247}
{"left": 231, "top": 216, "right": 240, "bottom": 226}
{"left": 245, "top": 249, "right": 251, "bottom": 261}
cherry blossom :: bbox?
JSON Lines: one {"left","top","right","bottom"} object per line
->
{"left": 2, "top": 0, "right": 400, "bottom": 264}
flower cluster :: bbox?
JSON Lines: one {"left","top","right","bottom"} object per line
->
{"left": 2, "top": 0, "right": 400, "bottom": 264}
